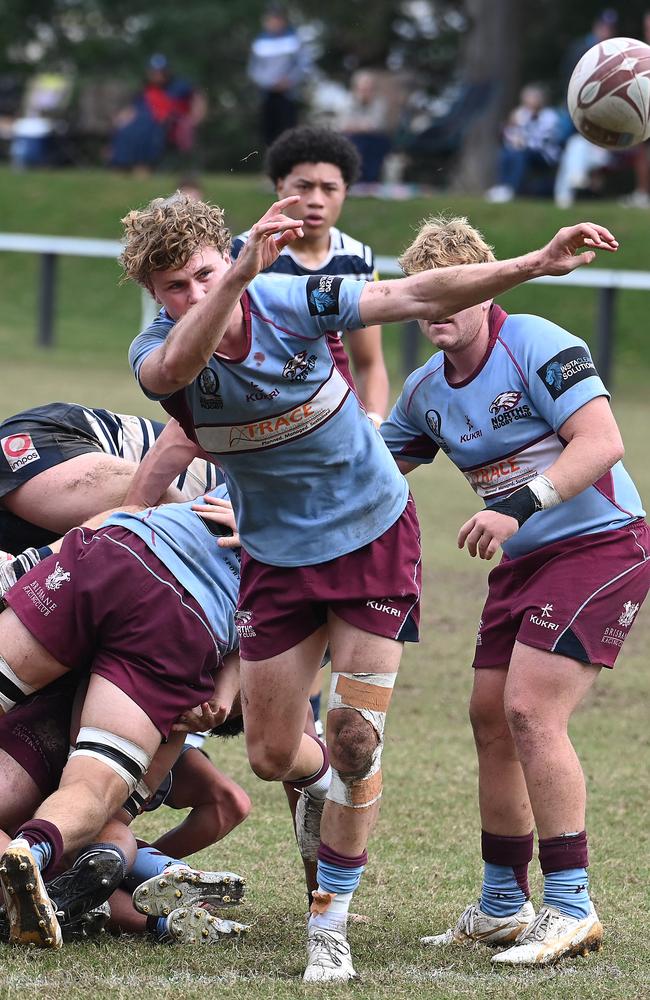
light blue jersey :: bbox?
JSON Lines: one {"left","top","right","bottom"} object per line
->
{"left": 103, "top": 486, "right": 239, "bottom": 657}
{"left": 381, "top": 305, "right": 645, "bottom": 558}
{"left": 129, "top": 273, "right": 407, "bottom": 567}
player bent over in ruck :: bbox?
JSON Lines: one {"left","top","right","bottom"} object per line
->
{"left": 0, "top": 489, "right": 243, "bottom": 948}
{"left": 121, "top": 190, "right": 617, "bottom": 980}
{"left": 380, "top": 215, "right": 649, "bottom": 966}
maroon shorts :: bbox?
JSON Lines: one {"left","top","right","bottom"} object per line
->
{"left": 237, "top": 496, "right": 421, "bottom": 661}
{"left": 474, "top": 520, "right": 650, "bottom": 669}
{"left": 4, "top": 525, "right": 220, "bottom": 737}
{"left": 0, "top": 674, "right": 76, "bottom": 797}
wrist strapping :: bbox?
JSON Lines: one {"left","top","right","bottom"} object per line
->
{"left": 488, "top": 475, "right": 562, "bottom": 527}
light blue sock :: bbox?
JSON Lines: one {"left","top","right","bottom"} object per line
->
{"left": 543, "top": 867, "right": 590, "bottom": 920}
{"left": 122, "top": 845, "right": 179, "bottom": 893}
{"left": 29, "top": 841, "right": 52, "bottom": 872}
{"left": 480, "top": 862, "right": 528, "bottom": 917}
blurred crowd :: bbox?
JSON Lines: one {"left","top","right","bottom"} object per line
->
{"left": 1, "top": 3, "right": 649, "bottom": 207}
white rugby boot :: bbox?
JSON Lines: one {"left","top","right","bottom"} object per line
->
{"left": 295, "top": 790, "right": 325, "bottom": 862}
{"left": 132, "top": 864, "right": 245, "bottom": 916}
{"left": 420, "top": 899, "right": 535, "bottom": 947}
{"left": 0, "top": 839, "right": 62, "bottom": 949}
{"left": 491, "top": 903, "right": 603, "bottom": 966}
{"left": 304, "top": 926, "right": 357, "bottom": 982}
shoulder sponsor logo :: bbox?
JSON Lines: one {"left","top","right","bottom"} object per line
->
{"left": 195, "top": 367, "right": 350, "bottom": 454}
{"left": 245, "top": 381, "right": 280, "bottom": 403}
{"left": 530, "top": 602, "right": 559, "bottom": 630}
{"left": 45, "top": 562, "right": 71, "bottom": 591}
{"left": 306, "top": 274, "right": 343, "bottom": 316}
{"left": 536, "top": 347, "right": 597, "bottom": 400}
{"left": 488, "top": 391, "right": 532, "bottom": 430}
{"left": 282, "top": 350, "right": 317, "bottom": 381}
{"left": 425, "top": 409, "right": 450, "bottom": 454}
{"left": 1, "top": 433, "right": 40, "bottom": 472}
{"left": 460, "top": 415, "right": 482, "bottom": 443}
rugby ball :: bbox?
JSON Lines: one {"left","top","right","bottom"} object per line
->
{"left": 567, "top": 37, "right": 650, "bottom": 149}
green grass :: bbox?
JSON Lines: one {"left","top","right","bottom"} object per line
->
{"left": 0, "top": 172, "right": 648, "bottom": 998}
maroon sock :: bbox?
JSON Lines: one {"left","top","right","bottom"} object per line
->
{"left": 293, "top": 736, "right": 329, "bottom": 789}
{"left": 482, "top": 829, "right": 534, "bottom": 898}
{"left": 539, "top": 830, "right": 588, "bottom": 874}
{"left": 15, "top": 818, "right": 64, "bottom": 878}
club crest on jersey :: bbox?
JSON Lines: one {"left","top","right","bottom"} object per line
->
{"left": 424, "top": 409, "right": 450, "bottom": 453}
{"left": 1, "top": 433, "right": 40, "bottom": 472}
{"left": 282, "top": 350, "right": 317, "bottom": 381}
{"left": 45, "top": 562, "right": 71, "bottom": 591}
{"left": 198, "top": 367, "right": 219, "bottom": 395}
{"left": 537, "top": 347, "right": 597, "bottom": 400}
{"left": 618, "top": 601, "right": 640, "bottom": 627}
{"left": 306, "top": 275, "right": 343, "bottom": 316}
{"left": 489, "top": 391, "right": 532, "bottom": 430}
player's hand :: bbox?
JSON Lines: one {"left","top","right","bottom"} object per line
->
{"left": 457, "top": 510, "right": 519, "bottom": 560}
{"left": 172, "top": 703, "right": 214, "bottom": 732}
{"left": 538, "top": 223, "right": 618, "bottom": 275}
{"left": 231, "top": 197, "right": 304, "bottom": 282}
{"left": 191, "top": 495, "right": 241, "bottom": 547}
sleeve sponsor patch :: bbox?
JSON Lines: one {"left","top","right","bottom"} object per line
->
{"left": 306, "top": 275, "right": 343, "bottom": 316}
{"left": 536, "top": 346, "right": 597, "bottom": 400}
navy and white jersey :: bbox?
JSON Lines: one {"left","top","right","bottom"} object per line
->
{"left": 381, "top": 305, "right": 645, "bottom": 559}
{"left": 130, "top": 273, "right": 407, "bottom": 567}
{"left": 0, "top": 401, "right": 220, "bottom": 501}
{"left": 103, "top": 485, "right": 239, "bottom": 658}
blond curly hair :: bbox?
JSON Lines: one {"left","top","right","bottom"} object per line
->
{"left": 119, "top": 192, "right": 231, "bottom": 288}
{"left": 399, "top": 214, "right": 495, "bottom": 275}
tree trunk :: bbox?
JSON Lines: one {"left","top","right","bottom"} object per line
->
{"left": 452, "top": 0, "right": 523, "bottom": 193}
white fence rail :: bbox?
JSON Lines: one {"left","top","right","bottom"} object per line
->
{"left": 2, "top": 234, "right": 648, "bottom": 384}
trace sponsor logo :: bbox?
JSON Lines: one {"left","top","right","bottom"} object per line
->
{"left": 45, "top": 562, "right": 70, "bottom": 591}
{"left": 282, "top": 350, "right": 317, "bottom": 382}
{"left": 460, "top": 415, "right": 482, "bottom": 443}
{"left": 306, "top": 274, "right": 343, "bottom": 316}
{"left": 537, "top": 347, "right": 597, "bottom": 400}
{"left": 618, "top": 600, "right": 640, "bottom": 628}
{"left": 424, "top": 409, "right": 450, "bottom": 454}
{"left": 234, "top": 609, "right": 256, "bottom": 638}
{"left": 468, "top": 457, "right": 522, "bottom": 491}
{"left": 228, "top": 402, "right": 317, "bottom": 447}
{"left": 366, "top": 598, "right": 402, "bottom": 618}
{"left": 245, "top": 381, "right": 280, "bottom": 403}
{"left": 530, "top": 602, "right": 560, "bottom": 630}
{"left": 1, "top": 433, "right": 40, "bottom": 472}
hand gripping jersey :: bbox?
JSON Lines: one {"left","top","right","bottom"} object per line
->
{"left": 129, "top": 273, "right": 407, "bottom": 567}
{"left": 0, "top": 401, "right": 220, "bottom": 501}
{"left": 102, "top": 485, "right": 239, "bottom": 658}
{"left": 381, "top": 305, "right": 645, "bottom": 559}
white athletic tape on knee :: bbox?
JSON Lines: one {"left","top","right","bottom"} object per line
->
{"left": 71, "top": 726, "right": 153, "bottom": 795}
{"left": 326, "top": 672, "right": 397, "bottom": 809}
{"left": 0, "top": 653, "right": 36, "bottom": 712}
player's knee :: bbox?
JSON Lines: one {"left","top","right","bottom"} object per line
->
{"left": 504, "top": 697, "right": 543, "bottom": 744}
{"left": 247, "top": 741, "right": 295, "bottom": 782}
{"left": 327, "top": 708, "right": 378, "bottom": 778}
{"left": 469, "top": 694, "right": 511, "bottom": 749}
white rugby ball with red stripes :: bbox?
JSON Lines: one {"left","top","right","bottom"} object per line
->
{"left": 568, "top": 37, "right": 650, "bottom": 149}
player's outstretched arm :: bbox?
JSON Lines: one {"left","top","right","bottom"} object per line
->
{"left": 358, "top": 223, "right": 618, "bottom": 326}
{"left": 137, "top": 198, "right": 304, "bottom": 397}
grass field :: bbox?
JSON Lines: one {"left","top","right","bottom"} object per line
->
{"left": 0, "top": 171, "right": 648, "bottom": 999}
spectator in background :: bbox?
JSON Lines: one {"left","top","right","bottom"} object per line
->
{"left": 9, "top": 71, "right": 72, "bottom": 169}
{"left": 109, "top": 55, "right": 206, "bottom": 174}
{"left": 560, "top": 9, "right": 619, "bottom": 93}
{"left": 337, "top": 71, "right": 392, "bottom": 186}
{"left": 486, "top": 84, "right": 562, "bottom": 203}
{"left": 247, "top": 4, "right": 311, "bottom": 147}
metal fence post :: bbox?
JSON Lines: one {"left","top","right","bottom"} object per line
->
{"left": 37, "top": 252, "right": 58, "bottom": 348}
{"left": 596, "top": 285, "right": 617, "bottom": 388}
{"left": 402, "top": 320, "right": 420, "bottom": 376}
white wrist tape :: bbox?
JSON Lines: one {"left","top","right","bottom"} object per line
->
{"left": 528, "top": 474, "right": 562, "bottom": 510}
